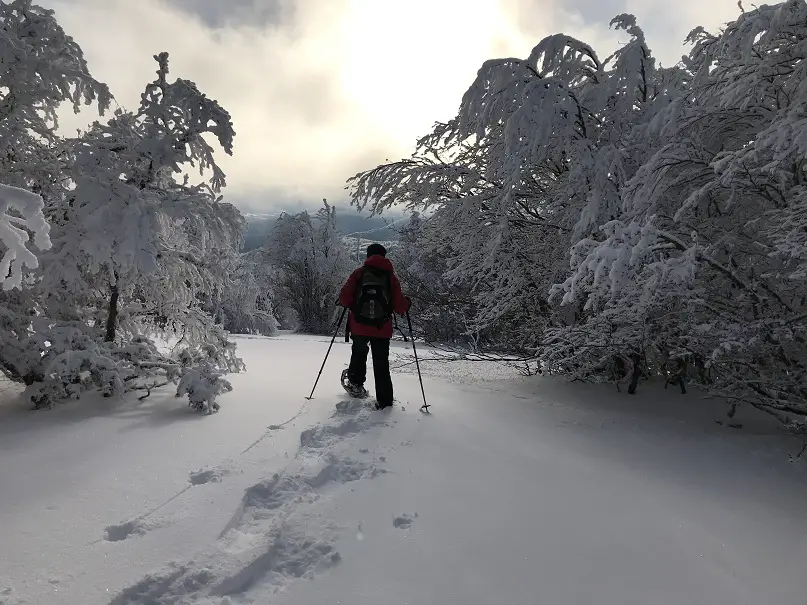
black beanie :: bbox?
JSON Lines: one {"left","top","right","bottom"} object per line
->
{"left": 366, "top": 243, "right": 387, "bottom": 258}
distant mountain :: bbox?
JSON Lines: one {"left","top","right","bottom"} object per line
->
{"left": 241, "top": 208, "right": 404, "bottom": 252}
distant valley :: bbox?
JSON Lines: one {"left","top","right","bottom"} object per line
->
{"left": 242, "top": 206, "right": 404, "bottom": 251}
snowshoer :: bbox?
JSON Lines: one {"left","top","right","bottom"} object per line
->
{"left": 338, "top": 243, "right": 410, "bottom": 409}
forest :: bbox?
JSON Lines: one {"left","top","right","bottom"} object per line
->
{"left": 1, "top": 0, "right": 805, "bottom": 429}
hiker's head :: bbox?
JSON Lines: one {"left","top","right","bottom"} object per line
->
{"left": 366, "top": 243, "right": 387, "bottom": 258}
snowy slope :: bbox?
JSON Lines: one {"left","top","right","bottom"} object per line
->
{"left": 0, "top": 336, "right": 336, "bottom": 604}
{"left": 2, "top": 335, "right": 806, "bottom": 605}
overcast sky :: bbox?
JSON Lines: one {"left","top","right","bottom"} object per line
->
{"left": 44, "top": 0, "right": 741, "bottom": 213}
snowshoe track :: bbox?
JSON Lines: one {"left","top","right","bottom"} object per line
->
{"left": 107, "top": 399, "right": 392, "bottom": 604}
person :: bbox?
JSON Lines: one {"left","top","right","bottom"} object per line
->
{"left": 338, "top": 243, "right": 410, "bottom": 409}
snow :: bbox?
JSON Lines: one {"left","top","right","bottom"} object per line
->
{"left": 0, "top": 182, "right": 51, "bottom": 290}
{"left": 2, "top": 334, "right": 806, "bottom": 605}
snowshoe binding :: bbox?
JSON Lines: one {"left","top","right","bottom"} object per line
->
{"left": 341, "top": 369, "right": 369, "bottom": 399}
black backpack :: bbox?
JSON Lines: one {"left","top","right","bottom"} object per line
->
{"left": 352, "top": 266, "right": 393, "bottom": 327}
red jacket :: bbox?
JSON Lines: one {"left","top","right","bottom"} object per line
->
{"left": 339, "top": 254, "right": 409, "bottom": 339}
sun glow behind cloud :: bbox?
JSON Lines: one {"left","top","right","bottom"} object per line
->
{"left": 43, "top": 0, "right": 742, "bottom": 210}
{"left": 339, "top": 0, "right": 511, "bottom": 138}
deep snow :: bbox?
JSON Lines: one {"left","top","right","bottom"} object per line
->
{"left": 1, "top": 334, "right": 806, "bottom": 604}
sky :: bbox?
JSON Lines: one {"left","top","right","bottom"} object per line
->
{"left": 44, "top": 0, "right": 743, "bottom": 214}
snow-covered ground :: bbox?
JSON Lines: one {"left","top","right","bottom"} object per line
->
{"left": 1, "top": 334, "right": 806, "bottom": 605}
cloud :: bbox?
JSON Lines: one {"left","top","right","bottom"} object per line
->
{"left": 163, "top": 0, "right": 291, "bottom": 29}
{"left": 43, "top": 0, "right": 742, "bottom": 212}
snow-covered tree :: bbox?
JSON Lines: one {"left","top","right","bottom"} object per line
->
{"left": 0, "top": 0, "right": 111, "bottom": 196}
{"left": 212, "top": 245, "right": 280, "bottom": 336}
{"left": 7, "top": 51, "right": 246, "bottom": 412}
{"left": 50, "top": 52, "right": 240, "bottom": 336}
{"left": 386, "top": 211, "right": 476, "bottom": 347}
{"left": 348, "top": 64, "right": 576, "bottom": 352}
{"left": 0, "top": 0, "right": 111, "bottom": 393}
{"left": 348, "top": 1, "right": 807, "bottom": 427}
{"left": 266, "top": 200, "right": 352, "bottom": 334}
{"left": 555, "top": 1, "right": 807, "bottom": 420}
{"left": 0, "top": 0, "right": 110, "bottom": 279}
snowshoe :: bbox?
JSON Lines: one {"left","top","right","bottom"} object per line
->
{"left": 341, "top": 369, "right": 369, "bottom": 399}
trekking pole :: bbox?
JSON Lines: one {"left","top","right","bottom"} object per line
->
{"left": 306, "top": 306, "right": 347, "bottom": 400}
{"left": 405, "top": 310, "right": 430, "bottom": 413}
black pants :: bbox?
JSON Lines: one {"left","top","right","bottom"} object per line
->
{"left": 348, "top": 336, "right": 393, "bottom": 406}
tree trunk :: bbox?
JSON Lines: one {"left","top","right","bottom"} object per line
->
{"left": 627, "top": 352, "right": 642, "bottom": 395}
{"left": 105, "top": 279, "right": 120, "bottom": 343}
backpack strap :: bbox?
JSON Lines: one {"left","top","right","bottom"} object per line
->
{"left": 351, "top": 266, "right": 367, "bottom": 310}
{"left": 384, "top": 270, "right": 393, "bottom": 314}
